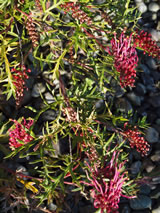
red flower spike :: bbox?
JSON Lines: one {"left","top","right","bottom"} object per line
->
{"left": 9, "top": 118, "right": 34, "bottom": 150}
{"left": 122, "top": 124, "right": 150, "bottom": 156}
{"left": 11, "top": 65, "right": 31, "bottom": 108}
{"left": 133, "top": 30, "right": 160, "bottom": 59}
{"left": 109, "top": 32, "right": 138, "bottom": 88}
{"left": 85, "top": 151, "right": 135, "bottom": 213}
{"left": 60, "top": 2, "right": 92, "bottom": 26}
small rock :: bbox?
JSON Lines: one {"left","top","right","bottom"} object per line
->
{"left": 152, "top": 206, "right": 160, "bottom": 213}
{"left": 149, "top": 95, "right": 160, "bottom": 107}
{"left": 151, "top": 29, "right": 160, "bottom": 42}
{"left": 130, "top": 161, "right": 142, "bottom": 175}
{"left": 152, "top": 13, "right": 157, "bottom": 21}
{"left": 148, "top": 2, "right": 160, "bottom": 12}
{"left": 150, "top": 185, "right": 160, "bottom": 199}
{"left": 115, "top": 98, "right": 133, "bottom": 114}
{"left": 41, "top": 110, "right": 58, "bottom": 122}
{"left": 130, "top": 195, "right": 152, "bottom": 210}
{"left": 151, "top": 151, "right": 160, "bottom": 162}
{"left": 140, "top": 64, "right": 150, "bottom": 74}
{"left": 136, "top": 2, "right": 147, "bottom": 13}
{"left": 119, "top": 204, "right": 131, "bottom": 213}
{"left": 134, "top": 0, "right": 143, "bottom": 3}
{"left": 135, "top": 83, "right": 146, "bottom": 96}
{"left": 146, "top": 57, "right": 157, "bottom": 70}
{"left": 126, "top": 92, "right": 141, "bottom": 106}
{"left": 94, "top": 15, "right": 102, "bottom": 21}
{"left": 48, "top": 203, "right": 57, "bottom": 211}
{"left": 145, "top": 127, "right": 159, "bottom": 143}
{"left": 44, "top": 92, "right": 55, "bottom": 104}
{"left": 139, "top": 184, "right": 151, "bottom": 195}
{"left": 142, "top": 159, "right": 156, "bottom": 173}
{"left": 31, "top": 83, "right": 46, "bottom": 97}
{"left": 94, "top": 0, "right": 106, "bottom": 4}
{"left": 156, "top": 118, "right": 160, "bottom": 125}
{"left": 95, "top": 99, "right": 105, "bottom": 110}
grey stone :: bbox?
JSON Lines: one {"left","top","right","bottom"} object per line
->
{"left": 143, "top": 159, "right": 156, "bottom": 173}
{"left": 151, "top": 29, "right": 160, "bottom": 42}
{"left": 48, "top": 203, "right": 57, "bottom": 211}
{"left": 148, "top": 2, "right": 160, "bottom": 12}
{"left": 94, "top": 15, "right": 102, "bottom": 21}
{"left": 152, "top": 206, "right": 160, "bottom": 213}
{"left": 136, "top": 2, "right": 147, "bottom": 13}
{"left": 44, "top": 92, "right": 55, "bottom": 104}
{"left": 134, "top": 0, "right": 143, "bottom": 2}
{"left": 126, "top": 92, "right": 141, "bottom": 106}
{"left": 140, "top": 64, "right": 150, "bottom": 74}
{"left": 146, "top": 57, "right": 157, "bottom": 70}
{"left": 149, "top": 95, "right": 160, "bottom": 107}
{"left": 145, "top": 127, "right": 159, "bottom": 143}
{"left": 115, "top": 98, "right": 133, "bottom": 114}
{"left": 120, "top": 204, "right": 131, "bottom": 213}
{"left": 151, "top": 151, "right": 160, "bottom": 162}
{"left": 156, "top": 118, "right": 160, "bottom": 125}
{"left": 130, "top": 195, "right": 152, "bottom": 210}
{"left": 152, "top": 13, "right": 157, "bottom": 21}
{"left": 41, "top": 110, "right": 58, "bottom": 122}
{"left": 130, "top": 161, "right": 142, "bottom": 175}
{"left": 139, "top": 184, "right": 151, "bottom": 195}
{"left": 31, "top": 82, "right": 46, "bottom": 97}
{"left": 135, "top": 83, "right": 146, "bottom": 96}
{"left": 93, "top": 0, "right": 106, "bottom": 4}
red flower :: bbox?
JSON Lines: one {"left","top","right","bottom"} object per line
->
{"left": 109, "top": 32, "right": 138, "bottom": 88}
{"left": 9, "top": 118, "right": 34, "bottom": 150}
{"left": 121, "top": 124, "right": 150, "bottom": 156}
{"left": 11, "top": 65, "right": 31, "bottom": 108}
{"left": 133, "top": 30, "right": 160, "bottom": 59}
{"left": 60, "top": 2, "right": 92, "bottom": 25}
{"left": 85, "top": 151, "right": 135, "bottom": 213}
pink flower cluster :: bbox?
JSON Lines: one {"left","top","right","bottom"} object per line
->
{"left": 122, "top": 124, "right": 150, "bottom": 156}
{"left": 85, "top": 151, "right": 134, "bottom": 213}
{"left": 109, "top": 32, "right": 139, "bottom": 88}
{"left": 60, "top": 2, "right": 92, "bottom": 25}
{"left": 11, "top": 65, "right": 31, "bottom": 108}
{"left": 133, "top": 30, "right": 160, "bottom": 59}
{"left": 9, "top": 118, "right": 34, "bottom": 150}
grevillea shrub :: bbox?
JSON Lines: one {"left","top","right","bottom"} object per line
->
{"left": 0, "top": 0, "right": 159, "bottom": 212}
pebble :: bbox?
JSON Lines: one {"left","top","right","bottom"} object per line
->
{"left": 31, "top": 82, "right": 46, "bottom": 98}
{"left": 143, "top": 159, "right": 156, "bottom": 173}
{"left": 139, "top": 184, "right": 151, "bottom": 195}
{"left": 41, "top": 110, "right": 58, "bottom": 122}
{"left": 136, "top": 2, "right": 148, "bottom": 13}
{"left": 130, "top": 195, "right": 152, "bottom": 210}
{"left": 152, "top": 206, "right": 160, "bottom": 213}
{"left": 145, "top": 127, "right": 159, "bottom": 143}
{"left": 150, "top": 29, "right": 160, "bottom": 42}
{"left": 44, "top": 92, "right": 55, "bottom": 104}
{"left": 48, "top": 203, "right": 57, "bottom": 211}
{"left": 126, "top": 92, "right": 141, "bottom": 106}
{"left": 148, "top": 2, "right": 160, "bottom": 12}
{"left": 146, "top": 57, "right": 157, "bottom": 70}
{"left": 151, "top": 151, "right": 160, "bottom": 162}
{"left": 149, "top": 95, "right": 160, "bottom": 107}
{"left": 130, "top": 161, "right": 142, "bottom": 175}
{"left": 115, "top": 98, "right": 133, "bottom": 114}
{"left": 135, "top": 83, "right": 146, "bottom": 96}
